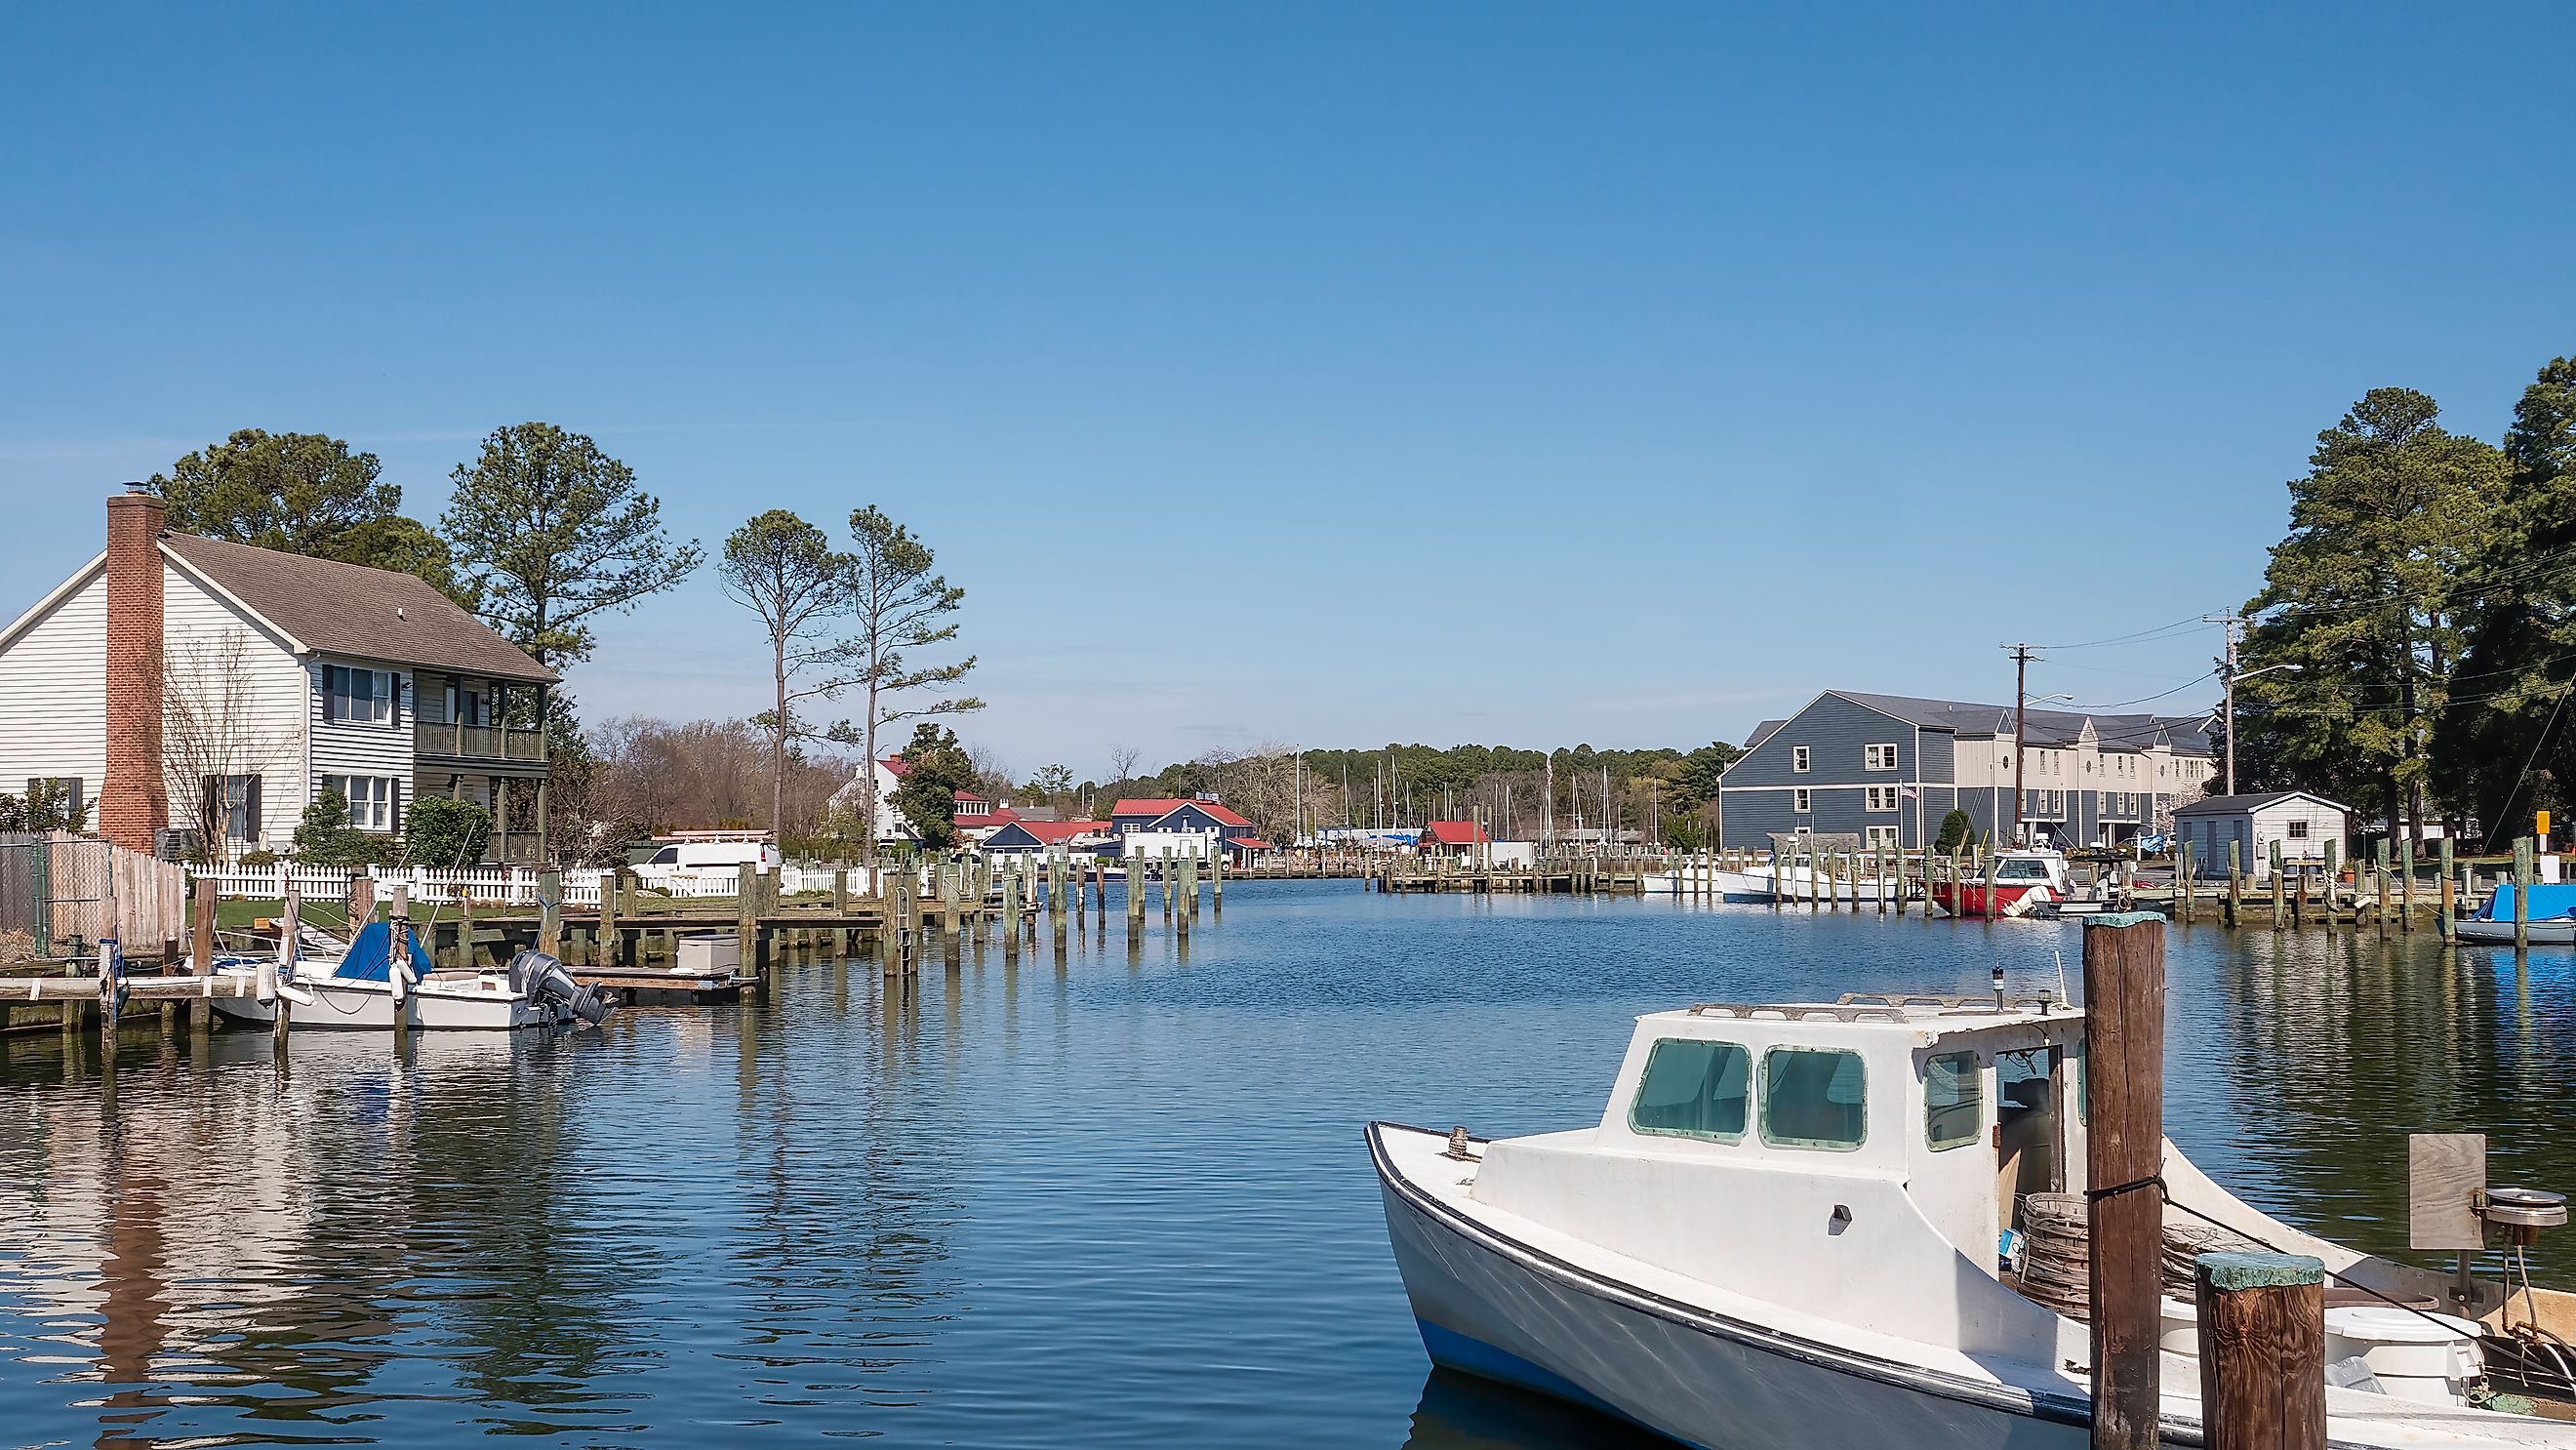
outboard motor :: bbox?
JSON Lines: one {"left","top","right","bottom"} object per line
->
{"left": 506, "top": 948, "right": 613, "bottom": 1027}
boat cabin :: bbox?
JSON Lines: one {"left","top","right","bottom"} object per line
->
{"left": 1600, "top": 994, "right": 2088, "bottom": 1272}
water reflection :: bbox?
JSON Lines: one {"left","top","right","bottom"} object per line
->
{"left": 6, "top": 893, "right": 2576, "bottom": 1447}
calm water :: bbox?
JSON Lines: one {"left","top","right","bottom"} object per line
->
{"left": 5, "top": 882, "right": 2575, "bottom": 1448}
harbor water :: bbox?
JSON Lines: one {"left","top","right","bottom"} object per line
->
{"left": 5, "top": 881, "right": 2573, "bottom": 1448}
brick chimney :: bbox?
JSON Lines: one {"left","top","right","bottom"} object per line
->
{"left": 100, "top": 492, "right": 168, "bottom": 851}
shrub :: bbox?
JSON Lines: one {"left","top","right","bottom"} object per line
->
{"left": 1934, "top": 809, "right": 1975, "bottom": 854}
{"left": 292, "top": 786, "right": 384, "bottom": 866}
{"left": 404, "top": 795, "right": 493, "bottom": 867}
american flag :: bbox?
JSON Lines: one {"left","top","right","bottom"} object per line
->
{"left": 1901, "top": 785, "right": 1918, "bottom": 800}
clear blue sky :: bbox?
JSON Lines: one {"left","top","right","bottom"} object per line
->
{"left": 5, "top": 5, "right": 2569, "bottom": 782}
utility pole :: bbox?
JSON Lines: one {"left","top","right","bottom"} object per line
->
{"left": 2204, "top": 614, "right": 2245, "bottom": 797}
{"left": 2004, "top": 643, "right": 2037, "bottom": 847}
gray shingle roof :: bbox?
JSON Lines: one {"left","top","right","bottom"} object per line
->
{"left": 1831, "top": 690, "right": 2210, "bottom": 754}
{"left": 164, "top": 532, "right": 557, "bottom": 684}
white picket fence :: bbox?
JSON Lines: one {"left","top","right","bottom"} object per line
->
{"left": 193, "top": 863, "right": 875, "bottom": 907}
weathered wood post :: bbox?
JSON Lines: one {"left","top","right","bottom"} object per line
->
{"left": 2083, "top": 913, "right": 2165, "bottom": 1450}
{"left": 833, "top": 866, "right": 849, "bottom": 915}
{"left": 2193, "top": 1252, "right": 2326, "bottom": 1450}
{"left": 348, "top": 873, "right": 377, "bottom": 934}
{"left": 2268, "top": 840, "right": 2284, "bottom": 930}
{"left": 538, "top": 869, "right": 562, "bottom": 957}
{"left": 2178, "top": 840, "right": 2194, "bottom": 923}
{"left": 1002, "top": 861, "right": 1022, "bottom": 960}
{"left": 1175, "top": 856, "right": 1191, "bottom": 939}
{"left": 2515, "top": 835, "right": 2534, "bottom": 951}
{"left": 274, "top": 863, "right": 299, "bottom": 1055}
{"left": 737, "top": 862, "right": 759, "bottom": 976}
{"left": 388, "top": 882, "right": 413, "bottom": 1045}
{"left": 2225, "top": 838, "right": 2241, "bottom": 928}
{"left": 1127, "top": 852, "right": 1146, "bottom": 936}
{"left": 2437, "top": 838, "right": 2456, "bottom": 944}
{"left": 2399, "top": 836, "right": 2417, "bottom": 933}
{"left": 190, "top": 871, "right": 217, "bottom": 976}
{"left": 2373, "top": 838, "right": 2392, "bottom": 937}
{"left": 2320, "top": 840, "right": 2339, "bottom": 926}
{"left": 1211, "top": 845, "right": 1224, "bottom": 914}
{"left": 1982, "top": 847, "right": 2000, "bottom": 918}
{"left": 600, "top": 867, "right": 624, "bottom": 969}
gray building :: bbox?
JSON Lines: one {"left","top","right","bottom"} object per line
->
{"left": 2172, "top": 791, "right": 2349, "bottom": 881}
{"left": 1717, "top": 691, "right": 2216, "bottom": 851}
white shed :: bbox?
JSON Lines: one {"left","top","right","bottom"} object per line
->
{"left": 2171, "top": 791, "right": 2349, "bottom": 882}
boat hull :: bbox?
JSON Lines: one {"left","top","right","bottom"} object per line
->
{"left": 1370, "top": 1124, "right": 2096, "bottom": 1450}
{"left": 206, "top": 975, "right": 568, "bottom": 1030}
{"left": 2454, "top": 916, "right": 2576, "bottom": 946}
{"left": 1929, "top": 883, "right": 2053, "bottom": 918}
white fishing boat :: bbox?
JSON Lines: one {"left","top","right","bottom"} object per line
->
{"left": 207, "top": 920, "right": 610, "bottom": 1032}
{"left": 1371, "top": 992, "right": 2576, "bottom": 1447}
{"left": 1645, "top": 852, "right": 1912, "bottom": 904}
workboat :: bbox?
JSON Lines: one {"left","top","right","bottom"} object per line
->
{"left": 2455, "top": 884, "right": 2576, "bottom": 947}
{"left": 1930, "top": 847, "right": 2071, "bottom": 917}
{"left": 1370, "top": 993, "right": 2576, "bottom": 1447}
{"left": 206, "top": 920, "right": 610, "bottom": 1032}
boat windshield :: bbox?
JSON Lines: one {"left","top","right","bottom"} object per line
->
{"left": 1995, "top": 859, "right": 2053, "bottom": 883}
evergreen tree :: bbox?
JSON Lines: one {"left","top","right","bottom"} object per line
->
{"left": 148, "top": 429, "right": 463, "bottom": 599}
{"left": 2234, "top": 387, "right": 2508, "bottom": 842}
{"left": 2435, "top": 356, "right": 2576, "bottom": 835}
{"left": 889, "top": 723, "right": 976, "bottom": 850}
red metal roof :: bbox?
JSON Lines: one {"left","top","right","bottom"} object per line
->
{"left": 879, "top": 756, "right": 909, "bottom": 778}
{"left": 1111, "top": 798, "right": 1253, "bottom": 828}
{"left": 1228, "top": 837, "right": 1273, "bottom": 852}
{"left": 1422, "top": 820, "right": 1490, "bottom": 845}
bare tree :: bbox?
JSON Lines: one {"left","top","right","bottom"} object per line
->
{"left": 1107, "top": 745, "right": 1142, "bottom": 784}
{"left": 832, "top": 505, "right": 983, "bottom": 864}
{"left": 160, "top": 632, "right": 291, "bottom": 863}
{"left": 965, "top": 744, "right": 1015, "bottom": 801}
{"left": 717, "top": 510, "right": 856, "bottom": 835}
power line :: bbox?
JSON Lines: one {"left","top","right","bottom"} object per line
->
{"left": 2036, "top": 614, "right": 2213, "bottom": 651}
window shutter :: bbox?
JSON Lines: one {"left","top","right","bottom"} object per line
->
{"left": 390, "top": 673, "right": 403, "bottom": 727}
{"left": 391, "top": 777, "right": 404, "bottom": 832}
{"left": 245, "top": 776, "right": 262, "bottom": 842}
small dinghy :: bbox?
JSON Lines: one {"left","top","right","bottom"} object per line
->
{"left": 2455, "top": 884, "right": 2576, "bottom": 947}
{"left": 208, "top": 921, "right": 611, "bottom": 1032}
{"left": 1371, "top": 993, "right": 2576, "bottom": 1446}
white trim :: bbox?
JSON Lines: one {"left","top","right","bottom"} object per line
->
{"left": 159, "top": 542, "right": 313, "bottom": 656}
{"left": 0, "top": 550, "right": 105, "bottom": 654}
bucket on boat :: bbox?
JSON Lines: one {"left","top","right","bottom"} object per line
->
{"left": 2321, "top": 1306, "right": 2483, "bottom": 1406}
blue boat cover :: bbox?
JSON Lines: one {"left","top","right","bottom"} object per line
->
{"left": 2480, "top": 883, "right": 2576, "bottom": 923}
{"left": 337, "top": 920, "right": 432, "bottom": 982}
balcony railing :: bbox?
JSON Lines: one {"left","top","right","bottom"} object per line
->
{"left": 417, "top": 721, "right": 548, "bottom": 763}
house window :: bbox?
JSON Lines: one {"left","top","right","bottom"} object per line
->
{"left": 324, "top": 774, "right": 401, "bottom": 832}
{"left": 1628, "top": 1038, "right": 1751, "bottom": 1143}
{"left": 1864, "top": 825, "right": 1901, "bottom": 849}
{"left": 1791, "top": 745, "right": 1811, "bottom": 774}
{"left": 324, "top": 665, "right": 396, "bottom": 724}
{"left": 1760, "top": 1047, "right": 1867, "bottom": 1150}
{"left": 1865, "top": 786, "right": 1898, "bottom": 812}
{"left": 1791, "top": 787, "right": 1812, "bottom": 814}
{"left": 24, "top": 777, "right": 86, "bottom": 827}
{"left": 203, "top": 774, "right": 262, "bottom": 840}
{"left": 2287, "top": 820, "right": 2310, "bottom": 840}
{"left": 1864, "top": 744, "right": 1897, "bottom": 771}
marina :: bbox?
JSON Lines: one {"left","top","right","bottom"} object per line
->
{"left": 9, "top": 881, "right": 2576, "bottom": 1447}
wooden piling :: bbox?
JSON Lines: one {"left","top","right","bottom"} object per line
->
{"left": 274, "top": 866, "right": 300, "bottom": 1055}
{"left": 2399, "top": 837, "right": 2416, "bottom": 933}
{"left": 2225, "top": 840, "right": 2241, "bottom": 928}
{"left": 2192, "top": 1252, "right": 2326, "bottom": 1450}
{"left": 388, "top": 883, "right": 413, "bottom": 1046}
{"left": 2437, "top": 839, "right": 2455, "bottom": 943}
{"left": 190, "top": 873, "right": 217, "bottom": 975}
{"left": 600, "top": 868, "right": 623, "bottom": 968}
{"left": 2268, "top": 841, "right": 2284, "bottom": 930}
{"left": 2083, "top": 913, "right": 2165, "bottom": 1450}
{"left": 737, "top": 862, "right": 758, "bottom": 974}
{"left": 538, "top": 869, "right": 562, "bottom": 956}
{"left": 2178, "top": 841, "right": 2194, "bottom": 923}
{"left": 2515, "top": 836, "right": 2534, "bottom": 951}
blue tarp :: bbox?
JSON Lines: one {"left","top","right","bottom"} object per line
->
{"left": 337, "top": 920, "right": 431, "bottom": 981}
{"left": 2479, "top": 883, "right": 2576, "bottom": 923}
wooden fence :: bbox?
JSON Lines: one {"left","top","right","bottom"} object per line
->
{"left": 0, "top": 831, "right": 189, "bottom": 956}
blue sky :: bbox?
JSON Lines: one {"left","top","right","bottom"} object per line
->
{"left": 4, "top": 5, "right": 2569, "bottom": 782}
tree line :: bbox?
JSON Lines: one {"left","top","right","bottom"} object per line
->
{"left": 2230, "top": 355, "right": 2576, "bottom": 847}
{"left": 140, "top": 425, "right": 983, "bottom": 865}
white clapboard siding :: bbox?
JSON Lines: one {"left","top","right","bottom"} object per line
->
{"left": 307, "top": 658, "right": 416, "bottom": 831}
{"left": 0, "top": 557, "right": 109, "bottom": 801}
{"left": 161, "top": 559, "right": 310, "bottom": 848}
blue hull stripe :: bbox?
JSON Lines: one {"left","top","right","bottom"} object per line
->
{"left": 1415, "top": 1318, "right": 1713, "bottom": 1450}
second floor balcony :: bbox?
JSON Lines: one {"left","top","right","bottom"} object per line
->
{"left": 417, "top": 720, "right": 547, "bottom": 765}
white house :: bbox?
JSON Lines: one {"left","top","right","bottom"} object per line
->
{"left": 2171, "top": 790, "right": 2350, "bottom": 882}
{"left": 0, "top": 494, "right": 557, "bottom": 862}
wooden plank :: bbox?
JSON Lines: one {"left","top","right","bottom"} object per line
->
{"left": 2408, "top": 1133, "right": 2486, "bottom": 1251}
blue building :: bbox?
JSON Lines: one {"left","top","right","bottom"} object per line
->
{"left": 1717, "top": 691, "right": 2215, "bottom": 850}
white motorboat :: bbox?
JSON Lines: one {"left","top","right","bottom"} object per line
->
{"left": 1371, "top": 993, "right": 2576, "bottom": 1447}
{"left": 207, "top": 921, "right": 610, "bottom": 1032}
{"left": 1646, "top": 854, "right": 1912, "bottom": 904}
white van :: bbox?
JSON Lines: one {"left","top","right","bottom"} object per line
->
{"left": 635, "top": 835, "right": 781, "bottom": 886}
